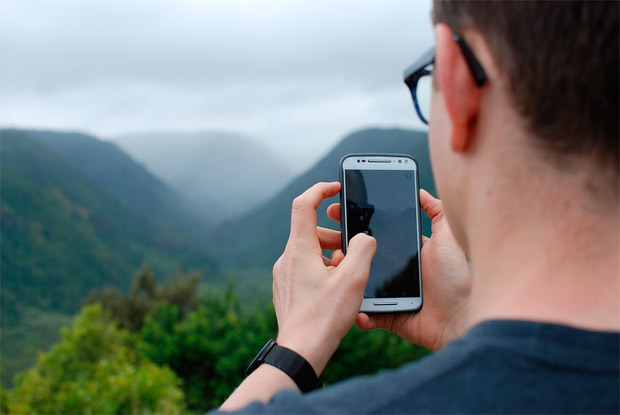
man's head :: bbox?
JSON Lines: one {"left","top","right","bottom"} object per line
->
{"left": 425, "top": 1, "right": 619, "bottom": 252}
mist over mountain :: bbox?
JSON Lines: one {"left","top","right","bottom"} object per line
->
{"left": 113, "top": 131, "right": 293, "bottom": 223}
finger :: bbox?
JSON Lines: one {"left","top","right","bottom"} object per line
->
{"left": 322, "top": 255, "right": 331, "bottom": 266}
{"left": 289, "top": 182, "right": 341, "bottom": 247}
{"left": 337, "top": 233, "right": 376, "bottom": 289}
{"left": 317, "top": 227, "right": 341, "bottom": 250}
{"left": 355, "top": 313, "right": 371, "bottom": 330}
{"left": 420, "top": 189, "right": 443, "bottom": 223}
{"left": 326, "top": 203, "right": 341, "bottom": 223}
{"left": 422, "top": 235, "right": 430, "bottom": 247}
{"left": 355, "top": 313, "right": 389, "bottom": 331}
{"left": 330, "top": 249, "right": 344, "bottom": 267}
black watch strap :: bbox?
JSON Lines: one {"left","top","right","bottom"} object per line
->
{"left": 246, "top": 340, "right": 322, "bottom": 393}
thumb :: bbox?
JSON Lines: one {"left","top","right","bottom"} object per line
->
{"left": 338, "top": 233, "right": 376, "bottom": 288}
{"left": 420, "top": 189, "right": 443, "bottom": 223}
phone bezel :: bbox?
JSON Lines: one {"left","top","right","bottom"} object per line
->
{"left": 339, "top": 153, "right": 423, "bottom": 313}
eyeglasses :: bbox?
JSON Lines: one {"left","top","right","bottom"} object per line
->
{"left": 403, "top": 33, "right": 488, "bottom": 125}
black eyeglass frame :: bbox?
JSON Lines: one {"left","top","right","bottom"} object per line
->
{"left": 403, "top": 33, "right": 487, "bottom": 125}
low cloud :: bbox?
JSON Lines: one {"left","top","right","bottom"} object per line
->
{"left": 0, "top": 0, "right": 432, "bottom": 171}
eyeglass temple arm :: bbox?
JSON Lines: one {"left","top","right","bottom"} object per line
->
{"left": 453, "top": 33, "right": 487, "bottom": 87}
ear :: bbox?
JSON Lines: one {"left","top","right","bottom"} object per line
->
{"left": 435, "top": 24, "right": 482, "bottom": 153}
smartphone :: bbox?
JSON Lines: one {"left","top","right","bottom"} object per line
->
{"left": 339, "top": 154, "right": 423, "bottom": 313}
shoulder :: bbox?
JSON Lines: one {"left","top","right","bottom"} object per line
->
{"left": 231, "top": 335, "right": 487, "bottom": 414}
{"left": 221, "top": 321, "right": 619, "bottom": 414}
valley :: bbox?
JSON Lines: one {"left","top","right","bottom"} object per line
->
{"left": 0, "top": 126, "right": 433, "bottom": 387}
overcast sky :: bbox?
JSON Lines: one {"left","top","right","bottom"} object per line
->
{"left": 0, "top": 0, "right": 433, "bottom": 171}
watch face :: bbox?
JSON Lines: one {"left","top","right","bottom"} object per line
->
{"left": 245, "top": 339, "right": 277, "bottom": 376}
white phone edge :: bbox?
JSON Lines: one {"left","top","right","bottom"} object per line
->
{"left": 360, "top": 297, "right": 422, "bottom": 313}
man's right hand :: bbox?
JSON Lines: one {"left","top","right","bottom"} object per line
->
{"left": 327, "top": 189, "right": 472, "bottom": 351}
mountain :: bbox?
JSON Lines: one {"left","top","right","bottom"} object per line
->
{"left": 0, "top": 129, "right": 221, "bottom": 385}
{"left": 211, "top": 128, "right": 434, "bottom": 275}
{"left": 1, "top": 128, "right": 221, "bottom": 317}
{"left": 113, "top": 131, "right": 294, "bottom": 223}
{"left": 21, "top": 130, "right": 211, "bottom": 237}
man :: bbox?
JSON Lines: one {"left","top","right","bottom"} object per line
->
{"left": 219, "top": 1, "right": 619, "bottom": 413}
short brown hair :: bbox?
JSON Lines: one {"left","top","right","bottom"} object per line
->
{"left": 433, "top": 1, "right": 619, "bottom": 176}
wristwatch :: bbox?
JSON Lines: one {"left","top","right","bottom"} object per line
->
{"left": 245, "top": 339, "right": 323, "bottom": 393}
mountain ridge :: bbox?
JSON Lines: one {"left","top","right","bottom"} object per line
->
{"left": 211, "top": 127, "right": 435, "bottom": 273}
{"left": 15, "top": 129, "right": 212, "bottom": 236}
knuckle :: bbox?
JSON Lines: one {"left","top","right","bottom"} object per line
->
{"left": 291, "top": 196, "right": 306, "bottom": 211}
{"left": 273, "top": 256, "right": 284, "bottom": 276}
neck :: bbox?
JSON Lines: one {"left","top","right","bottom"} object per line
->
{"left": 466, "top": 160, "right": 620, "bottom": 332}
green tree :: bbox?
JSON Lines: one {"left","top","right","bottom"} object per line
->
{"left": 136, "top": 278, "right": 429, "bottom": 411}
{"left": 138, "top": 283, "right": 276, "bottom": 411}
{"left": 0, "top": 387, "right": 9, "bottom": 414}
{"left": 88, "top": 265, "right": 201, "bottom": 331}
{"left": 7, "top": 304, "right": 185, "bottom": 415}
{"left": 89, "top": 270, "right": 430, "bottom": 412}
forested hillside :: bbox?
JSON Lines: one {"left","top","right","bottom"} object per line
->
{"left": 0, "top": 130, "right": 220, "bottom": 385}
{"left": 20, "top": 130, "right": 211, "bottom": 237}
{"left": 2, "top": 271, "right": 429, "bottom": 413}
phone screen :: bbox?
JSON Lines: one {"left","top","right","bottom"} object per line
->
{"left": 344, "top": 166, "right": 421, "bottom": 299}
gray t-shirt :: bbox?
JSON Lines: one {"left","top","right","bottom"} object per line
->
{"left": 220, "top": 320, "right": 619, "bottom": 414}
